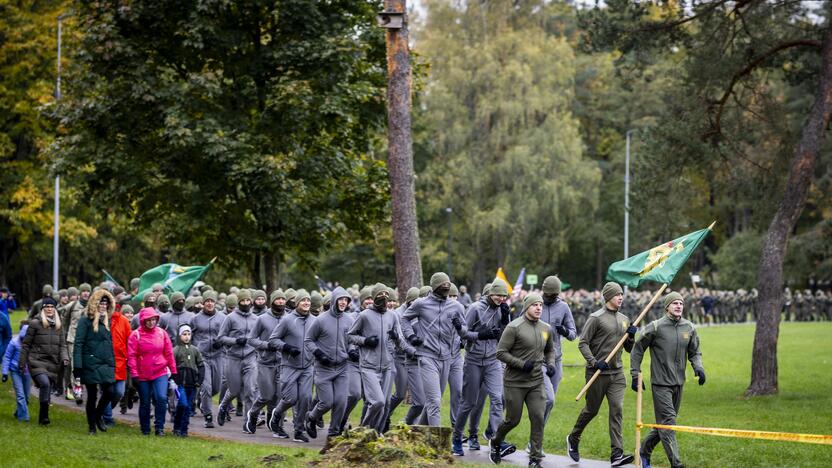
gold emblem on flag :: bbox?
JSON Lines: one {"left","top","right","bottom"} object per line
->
{"left": 640, "top": 241, "right": 685, "bottom": 277}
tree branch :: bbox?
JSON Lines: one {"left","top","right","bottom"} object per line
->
{"left": 703, "top": 39, "right": 822, "bottom": 141}
{"left": 638, "top": 0, "right": 734, "bottom": 32}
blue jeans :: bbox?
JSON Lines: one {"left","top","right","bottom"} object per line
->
{"left": 137, "top": 376, "right": 169, "bottom": 433}
{"left": 11, "top": 371, "right": 31, "bottom": 421}
{"left": 173, "top": 386, "right": 197, "bottom": 435}
{"left": 102, "top": 380, "right": 126, "bottom": 423}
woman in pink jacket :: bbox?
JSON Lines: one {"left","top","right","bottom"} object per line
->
{"left": 128, "top": 308, "right": 177, "bottom": 435}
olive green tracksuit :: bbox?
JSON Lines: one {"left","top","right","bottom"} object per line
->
{"left": 570, "top": 307, "right": 634, "bottom": 454}
{"left": 631, "top": 313, "right": 703, "bottom": 468}
{"left": 494, "top": 315, "right": 555, "bottom": 462}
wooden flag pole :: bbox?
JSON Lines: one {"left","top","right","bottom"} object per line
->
{"left": 635, "top": 372, "right": 644, "bottom": 466}
{"left": 575, "top": 283, "right": 668, "bottom": 401}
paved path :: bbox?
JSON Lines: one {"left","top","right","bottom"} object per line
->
{"left": 51, "top": 394, "right": 628, "bottom": 467}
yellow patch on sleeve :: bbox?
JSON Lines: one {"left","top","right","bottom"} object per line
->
{"left": 542, "top": 331, "right": 549, "bottom": 342}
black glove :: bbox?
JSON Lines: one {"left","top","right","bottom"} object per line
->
{"left": 451, "top": 317, "right": 462, "bottom": 332}
{"left": 235, "top": 337, "right": 247, "bottom": 346}
{"left": 460, "top": 341, "right": 465, "bottom": 350}
{"left": 522, "top": 360, "right": 535, "bottom": 373}
{"left": 546, "top": 365, "right": 556, "bottom": 377}
{"left": 626, "top": 325, "right": 638, "bottom": 339}
{"left": 695, "top": 368, "right": 706, "bottom": 386}
{"left": 267, "top": 342, "right": 278, "bottom": 351}
{"left": 313, "top": 349, "right": 334, "bottom": 366}
{"left": 405, "top": 349, "right": 417, "bottom": 360}
{"left": 500, "top": 305, "right": 511, "bottom": 325}
{"left": 348, "top": 349, "right": 360, "bottom": 362}
{"left": 284, "top": 344, "right": 301, "bottom": 357}
{"left": 73, "top": 368, "right": 82, "bottom": 379}
{"left": 594, "top": 360, "right": 608, "bottom": 371}
{"left": 478, "top": 328, "right": 501, "bottom": 340}
{"left": 407, "top": 334, "right": 423, "bottom": 346}
{"left": 555, "top": 325, "right": 569, "bottom": 337}
{"left": 363, "top": 335, "right": 379, "bottom": 348}
{"left": 631, "top": 376, "right": 645, "bottom": 392}
{"left": 212, "top": 341, "right": 223, "bottom": 349}
{"left": 1, "top": 374, "right": 7, "bottom": 383}
{"left": 387, "top": 328, "right": 398, "bottom": 341}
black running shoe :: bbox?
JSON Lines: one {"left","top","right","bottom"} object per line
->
{"left": 293, "top": 431, "right": 309, "bottom": 443}
{"left": 566, "top": 434, "right": 580, "bottom": 462}
{"left": 305, "top": 416, "right": 318, "bottom": 439}
{"left": 217, "top": 405, "right": 227, "bottom": 427}
{"left": 611, "top": 452, "right": 635, "bottom": 467}
{"left": 489, "top": 440, "right": 501, "bottom": 464}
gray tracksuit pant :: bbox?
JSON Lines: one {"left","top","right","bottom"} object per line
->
{"left": 274, "top": 365, "right": 313, "bottom": 433}
{"left": 248, "top": 363, "right": 280, "bottom": 421}
{"left": 219, "top": 354, "right": 257, "bottom": 415}
{"left": 543, "top": 358, "right": 564, "bottom": 425}
{"left": 200, "top": 356, "right": 224, "bottom": 416}
{"left": 309, "top": 363, "right": 348, "bottom": 436}
{"left": 453, "top": 357, "right": 503, "bottom": 440}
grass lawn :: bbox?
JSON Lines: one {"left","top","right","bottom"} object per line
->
{"left": 388, "top": 322, "right": 832, "bottom": 467}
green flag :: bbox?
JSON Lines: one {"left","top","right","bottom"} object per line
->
{"left": 135, "top": 260, "right": 215, "bottom": 303}
{"left": 561, "top": 281, "right": 571, "bottom": 291}
{"left": 606, "top": 223, "right": 713, "bottom": 288}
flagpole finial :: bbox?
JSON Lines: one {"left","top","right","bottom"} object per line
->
{"left": 707, "top": 220, "right": 717, "bottom": 230}
{"left": 209, "top": 257, "right": 217, "bottom": 264}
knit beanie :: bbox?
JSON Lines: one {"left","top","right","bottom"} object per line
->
{"left": 203, "top": 290, "right": 218, "bottom": 302}
{"left": 542, "top": 276, "right": 562, "bottom": 295}
{"left": 449, "top": 283, "right": 459, "bottom": 297}
{"left": 323, "top": 292, "right": 332, "bottom": 306}
{"left": 79, "top": 283, "right": 92, "bottom": 293}
{"left": 171, "top": 291, "right": 186, "bottom": 303}
{"left": 284, "top": 288, "right": 297, "bottom": 303}
{"left": 121, "top": 304, "right": 134, "bottom": 315}
{"left": 130, "top": 278, "right": 140, "bottom": 290}
{"left": 602, "top": 282, "right": 623, "bottom": 303}
{"left": 482, "top": 283, "right": 492, "bottom": 295}
{"left": 371, "top": 283, "right": 388, "bottom": 299}
{"left": 359, "top": 287, "right": 373, "bottom": 303}
{"left": 523, "top": 293, "right": 543, "bottom": 313}
{"left": 43, "top": 284, "right": 53, "bottom": 295}
{"left": 254, "top": 289, "right": 267, "bottom": 301}
{"left": 156, "top": 294, "right": 171, "bottom": 307}
{"left": 419, "top": 286, "right": 432, "bottom": 297}
{"left": 67, "top": 287, "right": 79, "bottom": 297}
{"left": 226, "top": 294, "right": 238, "bottom": 309}
{"left": 404, "top": 287, "right": 420, "bottom": 304}
{"left": 42, "top": 297, "right": 58, "bottom": 307}
{"left": 237, "top": 289, "right": 252, "bottom": 301}
{"left": 270, "top": 289, "right": 286, "bottom": 304}
{"left": 388, "top": 288, "right": 398, "bottom": 303}
{"left": 490, "top": 279, "right": 509, "bottom": 296}
{"left": 311, "top": 291, "right": 323, "bottom": 309}
{"left": 430, "top": 272, "right": 451, "bottom": 290}
{"left": 663, "top": 291, "right": 684, "bottom": 310}
{"left": 295, "top": 289, "right": 311, "bottom": 304}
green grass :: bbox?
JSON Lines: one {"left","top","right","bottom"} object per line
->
{"left": 388, "top": 322, "right": 832, "bottom": 467}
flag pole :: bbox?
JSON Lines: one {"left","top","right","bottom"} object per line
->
{"left": 575, "top": 283, "right": 668, "bottom": 401}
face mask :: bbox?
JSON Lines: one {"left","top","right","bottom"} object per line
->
{"left": 239, "top": 303, "right": 251, "bottom": 313}
{"left": 373, "top": 296, "right": 387, "bottom": 311}
{"left": 158, "top": 303, "right": 170, "bottom": 313}
{"left": 286, "top": 300, "right": 296, "bottom": 310}
{"left": 543, "top": 293, "right": 557, "bottom": 304}
{"left": 272, "top": 304, "right": 285, "bottom": 314}
{"left": 434, "top": 285, "right": 450, "bottom": 299}
{"left": 173, "top": 301, "right": 185, "bottom": 311}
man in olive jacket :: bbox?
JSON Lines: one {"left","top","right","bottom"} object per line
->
{"left": 631, "top": 291, "right": 705, "bottom": 468}
{"left": 567, "top": 281, "right": 636, "bottom": 467}
{"left": 489, "top": 293, "right": 554, "bottom": 467}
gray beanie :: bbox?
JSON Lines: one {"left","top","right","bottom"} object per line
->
{"left": 430, "top": 272, "right": 451, "bottom": 290}
{"left": 542, "top": 276, "right": 561, "bottom": 295}
{"left": 602, "top": 282, "right": 623, "bottom": 303}
{"left": 663, "top": 291, "right": 683, "bottom": 310}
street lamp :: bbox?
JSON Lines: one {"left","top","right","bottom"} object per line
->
{"left": 445, "top": 207, "right": 453, "bottom": 280}
{"left": 624, "top": 129, "right": 634, "bottom": 295}
{"left": 53, "top": 14, "right": 69, "bottom": 289}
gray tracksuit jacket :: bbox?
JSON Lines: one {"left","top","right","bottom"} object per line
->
{"left": 540, "top": 297, "right": 577, "bottom": 361}
{"left": 462, "top": 297, "right": 508, "bottom": 365}
{"left": 191, "top": 310, "right": 226, "bottom": 360}
{"left": 217, "top": 308, "right": 258, "bottom": 359}
{"left": 401, "top": 293, "right": 467, "bottom": 361}
{"left": 304, "top": 288, "right": 353, "bottom": 367}
{"left": 248, "top": 308, "right": 284, "bottom": 366}
{"left": 269, "top": 310, "right": 314, "bottom": 369}
{"left": 347, "top": 305, "right": 413, "bottom": 371}
{"left": 164, "top": 308, "right": 195, "bottom": 343}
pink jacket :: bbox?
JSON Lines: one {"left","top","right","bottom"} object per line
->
{"left": 127, "top": 308, "right": 176, "bottom": 381}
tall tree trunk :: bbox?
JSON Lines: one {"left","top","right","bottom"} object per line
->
{"left": 251, "top": 253, "right": 262, "bottom": 289}
{"left": 264, "top": 251, "right": 280, "bottom": 292}
{"left": 385, "top": 0, "right": 423, "bottom": 297}
{"left": 595, "top": 237, "right": 604, "bottom": 290}
{"left": 747, "top": 23, "right": 832, "bottom": 396}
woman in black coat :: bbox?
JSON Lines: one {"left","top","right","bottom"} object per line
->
{"left": 73, "top": 289, "right": 117, "bottom": 434}
{"left": 20, "top": 296, "right": 68, "bottom": 425}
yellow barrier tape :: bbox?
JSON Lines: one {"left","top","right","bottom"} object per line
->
{"left": 638, "top": 423, "right": 832, "bottom": 446}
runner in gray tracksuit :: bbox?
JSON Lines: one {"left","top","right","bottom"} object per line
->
{"left": 400, "top": 272, "right": 468, "bottom": 427}
{"left": 270, "top": 289, "right": 315, "bottom": 442}
{"left": 340, "top": 288, "right": 372, "bottom": 431}
{"left": 243, "top": 289, "right": 286, "bottom": 435}
{"left": 389, "top": 287, "right": 422, "bottom": 424}
{"left": 452, "top": 279, "right": 511, "bottom": 455}
{"left": 303, "top": 287, "right": 353, "bottom": 438}
{"left": 539, "top": 275, "right": 577, "bottom": 426}
{"left": 191, "top": 290, "right": 226, "bottom": 428}
{"left": 347, "top": 283, "right": 414, "bottom": 433}
{"left": 216, "top": 289, "right": 258, "bottom": 426}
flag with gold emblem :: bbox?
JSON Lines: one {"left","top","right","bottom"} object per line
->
{"left": 606, "top": 223, "right": 714, "bottom": 288}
